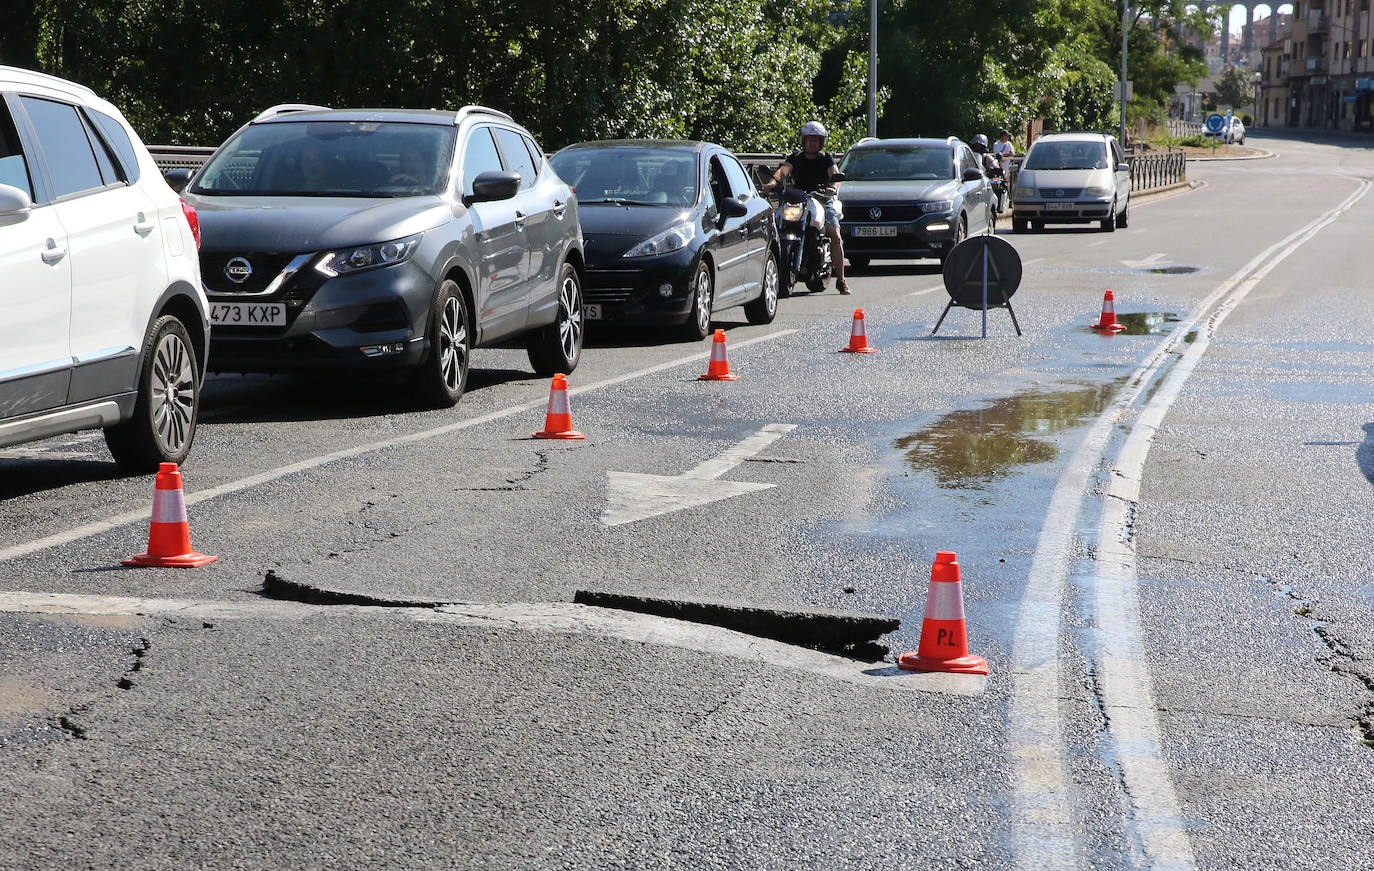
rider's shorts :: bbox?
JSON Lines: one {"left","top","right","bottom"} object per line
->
{"left": 808, "top": 198, "right": 841, "bottom": 230}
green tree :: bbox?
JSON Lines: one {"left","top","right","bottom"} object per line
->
{"left": 1213, "top": 65, "right": 1253, "bottom": 108}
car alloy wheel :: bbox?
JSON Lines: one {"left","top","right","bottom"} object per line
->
{"left": 528, "top": 262, "right": 584, "bottom": 375}
{"left": 682, "top": 262, "right": 713, "bottom": 340}
{"left": 438, "top": 294, "right": 467, "bottom": 395}
{"left": 151, "top": 330, "right": 196, "bottom": 455}
{"left": 745, "top": 254, "right": 778, "bottom": 325}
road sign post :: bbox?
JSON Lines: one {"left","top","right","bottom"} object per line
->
{"left": 934, "top": 235, "right": 1023, "bottom": 337}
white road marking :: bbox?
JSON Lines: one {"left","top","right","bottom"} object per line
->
{"left": 0, "top": 330, "right": 798, "bottom": 563}
{"left": 907, "top": 283, "right": 945, "bottom": 298}
{"left": 1091, "top": 176, "right": 1372, "bottom": 870}
{"left": 1121, "top": 253, "right": 1169, "bottom": 269}
{"left": 1022, "top": 257, "right": 1045, "bottom": 266}
{"left": 1009, "top": 176, "right": 1372, "bottom": 869}
{"left": 0, "top": 590, "right": 984, "bottom": 696}
{"left": 601, "top": 423, "right": 796, "bottom": 526}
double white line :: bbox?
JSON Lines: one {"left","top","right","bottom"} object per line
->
{"left": 1010, "top": 177, "right": 1372, "bottom": 869}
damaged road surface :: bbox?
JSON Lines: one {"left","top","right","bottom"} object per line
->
{"left": 3, "top": 136, "right": 1374, "bottom": 869}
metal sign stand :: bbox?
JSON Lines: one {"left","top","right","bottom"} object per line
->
{"left": 933, "top": 235, "right": 1023, "bottom": 337}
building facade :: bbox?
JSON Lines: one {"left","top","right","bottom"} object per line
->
{"left": 1287, "top": 0, "right": 1374, "bottom": 129}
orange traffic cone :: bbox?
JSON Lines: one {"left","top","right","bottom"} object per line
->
{"left": 1091, "top": 290, "right": 1126, "bottom": 333}
{"left": 122, "top": 463, "right": 217, "bottom": 568}
{"left": 897, "top": 551, "right": 988, "bottom": 675}
{"left": 698, "top": 329, "right": 739, "bottom": 381}
{"left": 838, "top": 308, "right": 879, "bottom": 353}
{"left": 533, "top": 373, "right": 585, "bottom": 439}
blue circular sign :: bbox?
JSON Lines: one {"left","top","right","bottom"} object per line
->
{"left": 1204, "top": 113, "right": 1226, "bottom": 133}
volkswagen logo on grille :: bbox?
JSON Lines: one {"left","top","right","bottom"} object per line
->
{"left": 1055, "top": 189, "right": 1065, "bottom": 198}
{"left": 224, "top": 257, "right": 253, "bottom": 284}
{"left": 868, "top": 206, "right": 883, "bottom": 220}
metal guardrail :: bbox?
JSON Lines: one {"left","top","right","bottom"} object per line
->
{"left": 148, "top": 146, "right": 216, "bottom": 171}
{"left": 1127, "top": 150, "right": 1186, "bottom": 191}
{"left": 1166, "top": 120, "right": 1203, "bottom": 137}
{"left": 152, "top": 146, "right": 1185, "bottom": 194}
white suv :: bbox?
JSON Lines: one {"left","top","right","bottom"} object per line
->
{"left": 0, "top": 67, "right": 210, "bottom": 472}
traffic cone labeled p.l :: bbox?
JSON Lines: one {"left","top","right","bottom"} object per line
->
{"left": 698, "top": 329, "right": 739, "bottom": 381}
{"left": 897, "top": 551, "right": 988, "bottom": 675}
{"left": 533, "top": 373, "right": 585, "bottom": 439}
{"left": 122, "top": 463, "right": 217, "bottom": 568}
{"left": 838, "top": 308, "right": 879, "bottom": 353}
{"left": 1091, "top": 290, "right": 1126, "bottom": 333}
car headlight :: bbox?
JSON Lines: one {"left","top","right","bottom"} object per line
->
{"left": 919, "top": 200, "right": 953, "bottom": 213}
{"left": 1014, "top": 185, "right": 1034, "bottom": 198}
{"left": 780, "top": 203, "right": 806, "bottom": 222}
{"left": 315, "top": 234, "right": 421, "bottom": 277}
{"left": 624, "top": 222, "right": 694, "bottom": 258}
{"left": 1083, "top": 185, "right": 1112, "bottom": 198}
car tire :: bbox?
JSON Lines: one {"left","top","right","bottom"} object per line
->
{"left": 939, "top": 215, "right": 967, "bottom": 264}
{"left": 744, "top": 254, "right": 779, "bottom": 325}
{"left": 1115, "top": 200, "right": 1129, "bottom": 229}
{"left": 104, "top": 315, "right": 200, "bottom": 474}
{"left": 847, "top": 255, "right": 869, "bottom": 270}
{"left": 1013, "top": 218, "right": 1029, "bottom": 233}
{"left": 682, "top": 261, "right": 714, "bottom": 341}
{"left": 527, "top": 262, "right": 584, "bottom": 375}
{"left": 1031, "top": 221, "right": 1045, "bottom": 232}
{"left": 414, "top": 279, "right": 470, "bottom": 408}
{"left": 1100, "top": 200, "right": 1117, "bottom": 232}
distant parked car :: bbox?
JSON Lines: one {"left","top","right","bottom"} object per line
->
{"left": 180, "top": 104, "right": 585, "bottom": 407}
{"left": 834, "top": 136, "right": 993, "bottom": 268}
{"left": 0, "top": 65, "right": 210, "bottom": 471}
{"left": 549, "top": 140, "right": 779, "bottom": 340}
{"left": 1203, "top": 117, "right": 1245, "bottom": 144}
{"left": 1011, "top": 131, "right": 1131, "bottom": 233}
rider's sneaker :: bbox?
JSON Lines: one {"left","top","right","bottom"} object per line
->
{"left": 836, "top": 278, "right": 851, "bottom": 295}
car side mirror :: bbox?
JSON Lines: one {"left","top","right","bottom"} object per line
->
{"left": 719, "top": 196, "right": 748, "bottom": 219}
{"left": 164, "top": 168, "right": 193, "bottom": 193}
{"left": 961, "top": 167, "right": 984, "bottom": 182}
{"left": 830, "top": 171, "right": 847, "bottom": 182}
{"left": 465, "top": 170, "right": 521, "bottom": 205}
{"left": 0, "top": 183, "right": 32, "bottom": 226}
{"left": 1116, "top": 163, "right": 1130, "bottom": 173}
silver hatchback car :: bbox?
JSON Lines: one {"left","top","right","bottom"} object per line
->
{"left": 180, "top": 105, "right": 585, "bottom": 407}
{"left": 1011, "top": 131, "right": 1131, "bottom": 233}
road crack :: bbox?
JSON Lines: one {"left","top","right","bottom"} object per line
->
{"left": 114, "top": 637, "right": 151, "bottom": 691}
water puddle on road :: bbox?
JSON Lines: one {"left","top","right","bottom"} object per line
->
{"left": 1082, "top": 311, "right": 1180, "bottom": 336}
{"left": 895, "top": 379, "right": 1126, "bottom": 489}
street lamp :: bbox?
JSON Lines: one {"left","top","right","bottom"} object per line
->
{"left": 1252, "top": 71, "right": 1262, "bottom": 125}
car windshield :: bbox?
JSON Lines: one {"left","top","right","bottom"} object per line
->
{"left": 190, "top": 120, "right": 456, "bottom": 197}
{"left": 550, "top": 147, "right": 698, "bottom": 206}
{"left": 1022, "top": 141, "right": 1110, "bottom": 171}
{"left": 838, "top": 146, "right": 954, "bottom": 181}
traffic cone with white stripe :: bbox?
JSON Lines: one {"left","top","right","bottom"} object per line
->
{"left": 533, "top": 373, "right": 585, "bottom": 439}
{"left": 122, "top": 463, "right": 217, "bottom": 568}
{"left": 839, "top": 308, "right": 879, "bottom": 353}
{"left": 897, "top": 551, "right": 988, "bottom": 675}
{"left": 1091, "top": 290, "right": 1126, "bottom": 333}
{"left": 698, "top": 329, "right": 739, "bottom": 381}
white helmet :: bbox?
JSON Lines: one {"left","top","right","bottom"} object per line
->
{"left": 971, "top": 133, "right": 990, "bottom": 151}
{"left": 799, "top": 120, "right": 828, "bottom": 148}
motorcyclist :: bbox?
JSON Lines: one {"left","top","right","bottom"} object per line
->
{"left": 970, "top": 133, "right": 1005, "bottom": 213}
{"left": 761, "top": 121, "right": 849, "bottom": 294}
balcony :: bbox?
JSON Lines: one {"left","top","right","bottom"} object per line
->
{"left": 1309, "top": 12, "right": 1330, "bottom": 32}
{"left": 1307, "top": 56, "right": 1329, "bottom": 72}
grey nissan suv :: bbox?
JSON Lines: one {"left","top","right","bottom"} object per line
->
{"left": 178, "top": 105, "right": 585, "bottom": 406}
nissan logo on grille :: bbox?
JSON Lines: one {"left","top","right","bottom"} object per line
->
{"left": 224, "top": 257, "right": 253, "bottom": 284}
{"left": 868, "top": 206, "right": 883, "bottom": 220}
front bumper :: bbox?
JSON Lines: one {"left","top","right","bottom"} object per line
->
{"left": 205, "top": 255, "right": 431, "bottom": 373}
{"left": 1013, "top": 199, "right": 1113, "bottom": 223}
{"left": 582, "top": 248, "right": 697, "bottom": 326}
{"left": 839, "top": 213, "right": 957, "bottom": 260}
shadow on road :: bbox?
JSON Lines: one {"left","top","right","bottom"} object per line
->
{"left": 0, "top": 458, "right": 126, "bottom": 500}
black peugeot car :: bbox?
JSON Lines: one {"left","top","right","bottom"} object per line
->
{"left": 549, "top": 140, "right": 778, "bottom": 340}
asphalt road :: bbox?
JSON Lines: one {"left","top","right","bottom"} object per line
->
{"left": 2, "top": 134, "right": 1373, "bottom": 869}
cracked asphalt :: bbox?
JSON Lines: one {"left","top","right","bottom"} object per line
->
{"left": 2, "top": 134, "right": 1374, "bottom": 868}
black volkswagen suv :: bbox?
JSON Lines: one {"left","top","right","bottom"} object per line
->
{"left": 180, "top": 105, "right": 585, "bottom": 406}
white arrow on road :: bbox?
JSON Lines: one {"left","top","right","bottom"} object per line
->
{"left": 1121, "top": 252, "right": 1168, "bottom": 269}
{"left": 601, "top": 423, "right": 797, "bottom": 527}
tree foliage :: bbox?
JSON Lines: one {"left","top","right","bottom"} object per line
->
{"left": 1213, "top": 65, "right": 1254, "bottom": 108}
{"left": 7, "top": 0, "right": 1210, "bottom": 150}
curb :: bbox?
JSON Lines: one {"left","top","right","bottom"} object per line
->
{"left": 1131, "top": 179, "right": 1200, "bottom": 202}
{"left": 1186, "top": 148, "right": 1276, "bottom": 162}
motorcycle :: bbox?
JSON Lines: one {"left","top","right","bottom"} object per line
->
{"left": 773, "top": 172, "right": 845, "bottom": 296}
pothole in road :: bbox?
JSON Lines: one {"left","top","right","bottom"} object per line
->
{"left": 1142, "top": 265, "right": 1202, "bottom": 275}
{"left": 894, "top": 379, "right": 1127, "bottom": 489}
